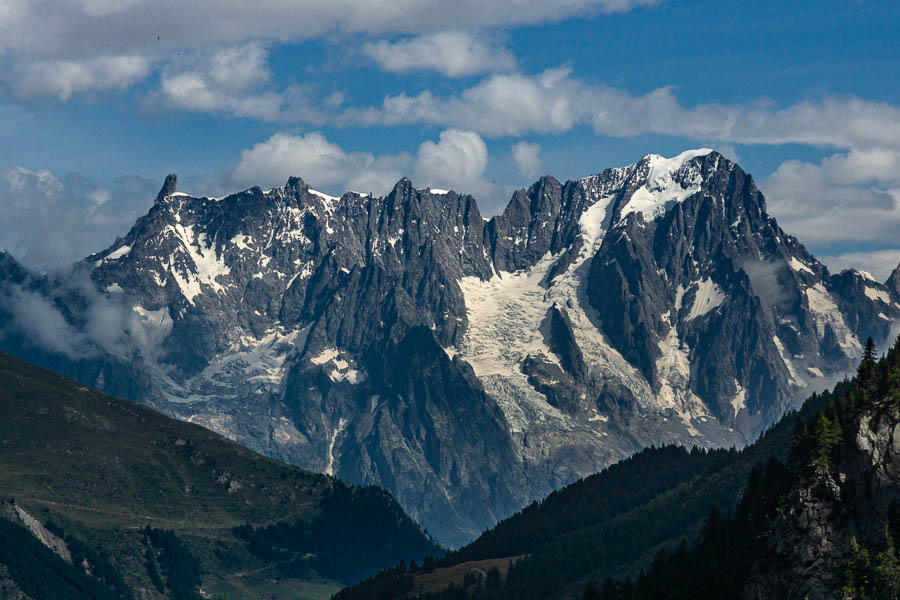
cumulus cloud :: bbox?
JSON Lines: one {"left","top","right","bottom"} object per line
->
{"left": 15, "top": 54, "right": 152, "bottom": 100}
{"left": 231, "top": 131, "right": 390, "bottom": 191}
{"left": 344, "top": 154, "right": 412, "bottom": 196}
{"left": 510, "top": 140, "right": 542, "bottom": 178}
{"left": 415, "top": 130, "right": 488, "bottom": 189}
{"left": 357, "top": 67, "right": 587, "bottom": 136}
{"left": 230, "top": 129, "right": 498, "bottom": 200}
{"left": 147, "top": 43, "right": 290, "bottom": 121}
{"left": 0, "top": 165, "right": 156, "bottom": 271}
{"left": 764, "top": 149, "right": 900, "bottom": 249}
{"left": 364, "top": 31, "right": 516, "bottom": 77}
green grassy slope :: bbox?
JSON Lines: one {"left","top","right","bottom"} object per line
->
{"left": 0, "top": 350, "right": 441, "bottom": 599}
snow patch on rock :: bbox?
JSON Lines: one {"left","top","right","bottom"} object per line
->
{"left": 773, "top": 335, "right": 806, "bottom": 388}
{"left": 105, "top": 245, "right": 131, "bottom": 261}
{"left": 865, "top": 286, "right": 891, "bottom": 304}
{"left": 686, "top": 278, "right": 725, "bottom": 320}
{"left": 324, "top": 417, "right": 348, "bottom": 476}
{"left": 309, "top": 189, "right": 339, "bottom": 203}
{"left": 731, "top": 380, "right": 747, "bottom": 418}
{"left": 805, "top": 283, "right": 862, "bottom": 355}
{"left": 654, "top": 311, "right": 709, "bottom": 434}
{"left": 230, "top": 234, "right": 253, "bottom": 250}
{"left": 166, "top": 223, "right": 231, "bottom": 304}
{"left": 788, "top": 256, "right": 814, "bottom": 275}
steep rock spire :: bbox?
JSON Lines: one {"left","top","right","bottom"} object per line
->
{"left": 155, "top": 173, "right": 177, "bottom": 204}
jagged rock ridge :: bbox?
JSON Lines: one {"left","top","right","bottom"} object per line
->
{"left": 0, "top": 149, "right": 898, "bottom": 547}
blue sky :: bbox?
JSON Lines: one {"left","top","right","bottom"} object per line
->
{"left": 1, "top": 0, "right": 899, "bottom": 278}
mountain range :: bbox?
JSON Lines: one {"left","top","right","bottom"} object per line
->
{"left": 1, "top": 149, "right": 898, "bottom": 546}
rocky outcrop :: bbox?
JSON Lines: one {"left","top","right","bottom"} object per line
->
{"left": 155, "top": 173, "right": 177, "bottom": 204}
{"left": 744, "top": 408, "right": 900, "bottom": 599}
{"left": 0, "top": 499, "right": 71, "bottom": 563}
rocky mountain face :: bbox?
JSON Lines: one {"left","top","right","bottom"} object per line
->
{"left": 1, "top": 149, "right": 898, "bottom": 547}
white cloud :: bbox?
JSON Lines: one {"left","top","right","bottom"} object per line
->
{"left": 345, "top": 154, "right": 412, "bottom": 196}
{"left": 3, "top": 286, "right": 92, "bottom": 359}
{"left": 79, "top": 0, "right": 144, "bottom": 17}
{"left": 0, "top": 267, "right": 178, "bottom": 363}
{"left": 231, "top": 129, "right": 497, "bottom": 200}
{"left": 201, "top": 43, "right": 272, "bottom": 91}
{"left": 230, "top": 131, "right": 415, "bottom": 196}
{"left": 0, "top": 166, "right": 157, "bottom": 271}
{"left": 413, "top": 129, "right": 499, "bottom": 202}
{"left": 764, "top": 149, "right": 900, "bottom": 249}
{"left": 0, "top": 0, "right": 658, "bottom": 59}
{"left": 16, "top": 54, "right": 152, "bottom": 100}
{"left": 150, "top": 43, "right": 288, "bottom": 121}
{"left": 350, "top": 67, "right": 900, "bottom": 153}
{"left": 0, "top": 0, "right": 657, "bottom": 97}
{"left": 339, "top": 68, "right": 900, "bottom": 238}
{"left": 144, "top": 43, "right": 341, "bottom": 123}
{"left": 232, "top": 132, "right": 370, "bottom": 189}
{"left": 2, "top": 165, "right": 63, "bottom": 199}
{"left": 364, "top": 31, "right": 515, "bottom": 77}
{"left": 415, "top": 130, "right": 488, "bottom": 189}
{"left": 819, "top": 249, "right": 900, "bottom": 282}
{"left": 511, "top": 140, "right": 542, "bottom": 178}
{"left": 363, "top": 67, "right": 588, "bottom": 136}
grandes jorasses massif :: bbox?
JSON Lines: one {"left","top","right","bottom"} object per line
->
{"left": 2, "top": 149, "right": 898, "bottom": 546}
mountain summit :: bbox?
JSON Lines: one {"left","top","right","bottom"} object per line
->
{"left": 1, "top": 150, "right": 896, "bottom": 547}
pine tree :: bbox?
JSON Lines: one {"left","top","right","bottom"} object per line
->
{"left": 876, "top": 521, "right": 900, "bottom": 600}
{"left": 887, "top": 356, "right": 900, "bottom": 406}
{"left": 865, "top": 338, "right": 878, "bottom": 363}
{"left": 860, "top": 338, "right": 878, "bottom": 395}
{"left": 485, "top": 567, "right": 502, "bottom": 590}
{"left": 812, "top": 412, "right": 841, "bottom": 483}
{"left": 842, "top": 537, "right": 872, "bottom": 599}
